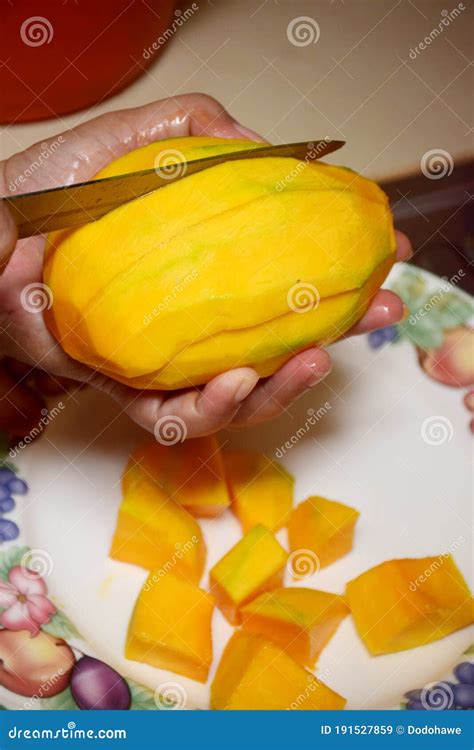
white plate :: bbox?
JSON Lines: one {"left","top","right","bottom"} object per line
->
{"left": 4, "top": 263, "right": 473, "bottom": 710}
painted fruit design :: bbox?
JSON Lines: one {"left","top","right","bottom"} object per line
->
{"left": 0, "top": 629, "right": 74, "bottom": 697}
{"left": 70, "top": 656, "right": 131, "bottom": 710}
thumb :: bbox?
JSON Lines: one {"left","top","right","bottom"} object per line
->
{"left": 0, "top": 201, "right": 18, "bottom": 273}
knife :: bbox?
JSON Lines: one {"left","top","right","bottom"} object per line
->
{"left": 2, "top": 139, "right": 344, "bottom": 239}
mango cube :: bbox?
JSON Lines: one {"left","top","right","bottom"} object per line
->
{"left": 223, "top": 450, "right": 294, "bottom": 532}
{"left": 110, "top": 464, "right": 206, "bottom": 584}
{"left": 241, "top": 587, "right": 349, "bottom": 668}
{"left": 126, "top": 571, "right": 215, "bottom": 682}
{"left": 127, "top": 436, "right": 230, "bottom": 517}
{"left": 288, "top": 496, "right": 359, "bottom": 570}
{"left": 346, "top": 556, "right": 474, "bottom": 655}
{"left": 210, "top": 525, "right": 287, "bottom": 624}
{"left": 211, "top": 631, "right": 346, "bottom": 710}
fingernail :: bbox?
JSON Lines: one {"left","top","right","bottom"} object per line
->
{"left": 233, "top": 122, "right": 267, "bottom": 143}
{"left": 233, "top": 372, "right": 259, "bottom": 403}
{"left": 464, "top": 391, "right": 474, "bottom": 412}
{"left": 306, "top": 360, "right": 332, "bottom": 387}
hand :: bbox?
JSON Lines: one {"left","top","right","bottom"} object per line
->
{"left": 0, "top": 93, "right": 411, "bottom": 439}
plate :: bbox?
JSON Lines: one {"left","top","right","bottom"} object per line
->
{"left": 1, "top": 263, "right": 472, "bottom": 710}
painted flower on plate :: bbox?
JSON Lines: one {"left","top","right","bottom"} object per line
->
{"left": 0, "top": 565, "right": 56, "bottom": 635}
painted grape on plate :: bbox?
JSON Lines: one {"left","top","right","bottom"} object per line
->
{"left": 0, "top": 462, "right": 27, "bottom": 543}
{"left": 70, "top": 656, "right": 132, "bottom": 710}
{"left": 404, "top": 660, "right": 474, "bottom": 710}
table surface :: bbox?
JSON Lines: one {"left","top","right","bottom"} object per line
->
{"left": 1, "top": 0, "right": 472, "bottom": 180}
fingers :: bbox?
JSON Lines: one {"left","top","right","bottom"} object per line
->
{"left": 97, "top": 367, "right": 259, "bottom": 438}
{"left": 2, "top": 94, "right": 264, "bottom": 194}
{"left": 0, "top": 202, "right": 18, "bottom": 273}
{"left": 347, "top": 289, "right": 405, "bottom": 336}
{"left": 231, "top": 348, "right": 331, "bottom": 427}
{"left": 395, "top": 229, "right": 412, "bottom": 261}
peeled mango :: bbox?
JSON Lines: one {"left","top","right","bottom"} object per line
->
{"left": 109, "top": 459, "right": 206, "bottom": 583}
{"left": 44, "top": 137, "right": 396, "bottom": 390}
{"left": 126, "top": 570, "right": 215, "bottom": 683}
{"left": 240, "top": 587, "right": 349, "bottom": 668}
{"left": 210, "top": 524, "right": 287, "bottom": 625}
{"left": 211, "top": 631, "right": 346, "bottom": 710}
{"left": 346, "top": 555, "right": 474, "bottom": 655}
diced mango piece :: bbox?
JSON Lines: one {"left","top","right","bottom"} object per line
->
{"left": 223, "top": 450, "right": 294, "bottom": 532}
{"left": 110, "top": 464, "right": 205, "bottom": 584}
{"left": 126, "top": 571, "right": 215, "bottom": 682}
{"left": 210, "top": 525, "right": 287, "bottom": 624}
{"left": 346, "top": 556, "right": 474, "bottom": 655}
{"left": 126, "top": 436, "right": 230, "bottom": 517}
{"left": 241, "top": 587, "right": 349, "bottom": 668}
{"left": 211, "top": 631, "right": 346, "bottom": 710}
{"left": 288, "top": 496, "right": 359, "bottom": 570}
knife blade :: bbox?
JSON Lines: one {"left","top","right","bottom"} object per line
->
{"left": 2, "top": 139, "right": 344, "bottom": 239}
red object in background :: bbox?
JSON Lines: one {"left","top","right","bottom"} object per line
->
{"left": 0, "top": 0, "right": 178, "bottom": 124}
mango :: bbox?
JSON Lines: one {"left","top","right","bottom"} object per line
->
{"left": 110, "top": 461, "right": 206, "bottom": 584}
{"left": 346, "top": 556, "right": 474, "bottom": 656}
{"left": 126, "top": 570, "right": 215, "bottom": 682}
{"left": 288, "top": 496, "right": 359, "bottom": 571}
{"left": 211, "top": 631, "right": 346, "bottom": 710}
{"left": 223, "top": 450, "right": 293, "bottom": 532}
{"left": 241, "top": 587, "right": 349, "bottom": 668}
{"left": 125, "top": 436, "right": 230, "bottom": 517}
{"left": 210, "top": 524, "right": 287, "bottom": 624}
{"left": 44, "top": 136, "right": 396, "bottom": 390}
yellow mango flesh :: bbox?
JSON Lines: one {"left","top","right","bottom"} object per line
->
{"left": 126, "top": 570, "right": 215, "bottom": 683}
{"left": 241, "top": 587, "right": 349, "bottom": 668}
{"left": 109, "top": 462, "right": 205, "bottom": 584}
{"left": 288, "top": 496, "right": 359, "bottom": 570}
{"left": 346, "top": 556, "right": 474, "bottom": 655}
{"left": 210, "top": 524, "right": 287, "bottom": 625}
{"left": 44, "top": 136, "right": 396, "bottom": 389}
{"left": 223, "top": 451, "right": 294, "bottom": 532}
{"left": 125, "top": 436, "right": 230, "bottom": 517}
{"left": 211, "top": 631, "right": 346, "bottom": 710}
